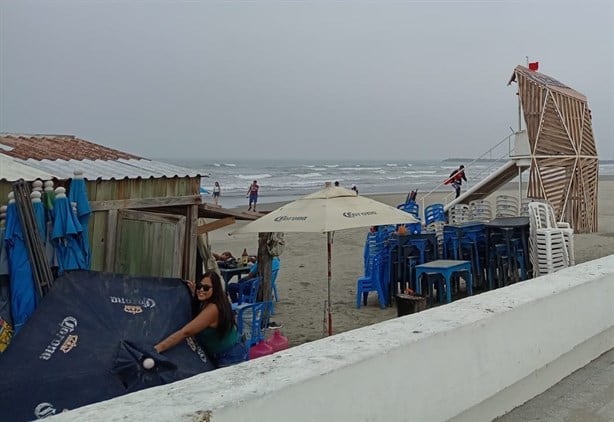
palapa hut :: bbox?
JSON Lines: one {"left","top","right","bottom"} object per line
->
{"left": 508, "top": 65, "right": 599, "bottom": 233}
{"left": 0, "top": 134, "right": 218, "bottom": 280}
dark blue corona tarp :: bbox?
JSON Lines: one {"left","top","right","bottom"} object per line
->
{"left": 0, "top": 271, "right": 215, "bottom": 421}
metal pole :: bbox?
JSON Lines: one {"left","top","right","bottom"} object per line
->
{"left": 518, "top": 166, "right": 522, "bottom": 215}
{"left": 327, "top": 231, "right": 333, "bottom": 336}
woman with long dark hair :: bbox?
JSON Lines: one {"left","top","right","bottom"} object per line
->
{"left": 154, "top": 271, "right": 247, "bottom": 367}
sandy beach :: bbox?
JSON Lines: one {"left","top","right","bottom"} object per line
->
{"left": 208, "top": 180, "right": 614, "bottom": 347}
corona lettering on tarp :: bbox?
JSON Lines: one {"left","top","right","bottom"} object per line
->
{"left": 0, "top": 271, "right": 215, "bottom": 421}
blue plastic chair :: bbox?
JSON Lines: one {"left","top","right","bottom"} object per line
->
{"left": 237, "top": 276, "right": 261, "bottom": 305}
{"left": 236, "top": 301, "right": 272, "bottom": 347}
{"left": 425, "top": 203, "right": 446, "bottom": 226}
{"left": 356, "top": 255, "right": 387, "bottom": 309}
{"left": 269, "top": 269, "right": 280, "bottom": 314}
{"left": 397, "top": 201, "right": 420, "bottom": 219}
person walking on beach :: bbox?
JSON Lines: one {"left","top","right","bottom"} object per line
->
{"left": 246, "top": 180, "right": 259, "bottom": 211}
{"left": 449, "top": 165, "right": 467, "bottom": 198}
{"left": 351, "top": 184, "right": 358, "bottom": 194}
{"left": 212, "top": 181, "right": 221, "bottom": 205}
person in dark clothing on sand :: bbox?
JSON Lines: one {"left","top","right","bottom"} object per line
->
{"left": 449, "top": 165, "right": 467, "bottom": 198}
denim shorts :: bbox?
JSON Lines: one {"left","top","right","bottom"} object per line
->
{"left": 213, "top": 341, "right": 249, "bottom": 368}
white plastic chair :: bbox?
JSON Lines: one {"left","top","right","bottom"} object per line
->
{"left": 496, "top": 195, "right": 519, "bottom": 218}
{"left": 528, "top": 202, "right": 574, "bottom": 276}
{"left": 469, "top": 199, "right": 492, "bottom": 222}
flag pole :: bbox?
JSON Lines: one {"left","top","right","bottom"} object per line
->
{"left": 327, "top": 231, "right": 333, "bottom": 336}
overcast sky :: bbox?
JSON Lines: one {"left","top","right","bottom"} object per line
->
{"left": 1, "top": 1, "right": 612, "bottom": 161}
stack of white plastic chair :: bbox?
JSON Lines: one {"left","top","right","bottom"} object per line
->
{"left": 519, "top": 198, "right": 531, "bottom": 217}
{"left": 469, "top": 199, "right": 492, "bottom": 222}
{"left": 425, "top": 221, "right": 445, "bottom": 257}
{"left": 448, "top": 204, "right": 470, "bottom": 224}
{"left": 528, "top": 202, "right": 572, "bottom": 276}
{"left": 535, "top": 201, "right": 575, "bottom": 266}
{"left": 496, "top": 195, "right": 519, "bottom": 217}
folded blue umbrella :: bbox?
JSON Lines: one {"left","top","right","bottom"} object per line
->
{"left": 68, "top": 172, "right": 92, "bottom": 269}
{"left": 32, "top": 194, "right": 47, "bottom": 245}
{"left": 0, "top": 224, "right": 14, "bottom": 346}
{"left": 4, "top": 201, "right": 38, "bottom": 334}
{"left": 51, "top": 188, "right": 87, "bottom": 275}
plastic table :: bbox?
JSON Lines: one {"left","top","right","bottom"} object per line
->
{"left": 414, "top": 260, "right": 473, "bottom": 303}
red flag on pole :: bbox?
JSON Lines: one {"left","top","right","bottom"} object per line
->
{"left": 528, "top": 61, "right": 539, "bottom": 71}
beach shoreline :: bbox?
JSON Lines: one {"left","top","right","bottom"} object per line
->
{"left": 207, "top": 179, "right": 614, "bottom": 347}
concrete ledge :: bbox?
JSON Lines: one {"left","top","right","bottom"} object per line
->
{"left": 53, "top": 255, "right": 614, "bottom": 422}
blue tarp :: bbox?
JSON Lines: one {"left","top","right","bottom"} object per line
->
{"left": 0, "top": 271, "right": 215, "bottom": 421}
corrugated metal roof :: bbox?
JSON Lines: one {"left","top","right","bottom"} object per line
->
{"left": 508, "top": 65, "right": 587, "bottom": 101}
{"left": 0, "top": 154, "right": 55, "bottom": 182}
{"left": 0, "top": 134, "right": 205, "bottom": 181}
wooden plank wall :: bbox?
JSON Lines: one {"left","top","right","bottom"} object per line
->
{"left": 517, "top": 70, "right": 599, "bottom": 233}
{"left": 0, "top": 176, "right": 201, "bottom": 278}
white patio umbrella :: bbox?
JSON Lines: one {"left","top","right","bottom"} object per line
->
{"left": 231, "top": 182, "right": 419, "bottom": 336}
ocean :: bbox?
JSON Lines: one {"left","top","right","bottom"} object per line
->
{"left": 165, "top": 158, "right": 614, "bottom": 209}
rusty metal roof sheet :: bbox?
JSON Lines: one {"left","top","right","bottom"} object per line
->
{"left": 0, "top": 134, "right": 205, "bottom": 181}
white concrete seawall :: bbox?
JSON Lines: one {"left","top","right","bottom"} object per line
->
{"left": 53, "top": 255, "right": 614, "bottom": 422}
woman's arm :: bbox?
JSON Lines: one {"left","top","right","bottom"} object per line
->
{"left": 154, "top": 304, "right": 218, "bottom": 353}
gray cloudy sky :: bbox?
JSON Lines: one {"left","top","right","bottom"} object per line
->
{"left": 1, "top": 1, "right": 613, "bottom": 160}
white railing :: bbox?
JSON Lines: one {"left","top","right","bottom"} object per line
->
{"left": 420, "top": 131, "right": 516, "bottom": 218}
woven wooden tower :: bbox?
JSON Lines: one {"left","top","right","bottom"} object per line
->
{"left": 508, "top": 65, "right": 598, "bottom": 233}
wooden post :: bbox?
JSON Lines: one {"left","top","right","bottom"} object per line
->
{"left": 257, "top": 232, "right": 273, "bottom": 303}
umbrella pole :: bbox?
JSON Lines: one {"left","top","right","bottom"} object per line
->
{"left": 327, "top": 231, "right": 333, "bottom": 336}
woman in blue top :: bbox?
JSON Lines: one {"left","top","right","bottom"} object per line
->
{"left": 154, "top": 271, "right": 247, "bottom": 368}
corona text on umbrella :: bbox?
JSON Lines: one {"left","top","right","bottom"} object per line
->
{"left": 342, "top": 211, "right": 377, "bottom": 218}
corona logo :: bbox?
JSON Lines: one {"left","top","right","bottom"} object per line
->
{"left": 273, "top": 215, "right": 308, "bottom": 222}
{"left": 342, "top": 211, "right": 376, "bottom": 218}
{"left": 186, "top": 337, "right": 209, "bottom": 363}
{"left": 124, "top": 305, "right": 143, "bottom": 314}
{"left": 34, "top": 402, "right": 56, "bottom": 418}
{"left": 60, "top": 335, "right": 78, "bottom": 353}
{"left": 110, "top": 296, "right": 156, "bottom": 308}
{"left": 39, "top": 316, "right": 78, "bottom": 360}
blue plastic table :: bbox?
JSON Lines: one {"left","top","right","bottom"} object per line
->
{"left": 414, "top": 260, "right": 473, "bottom": 303}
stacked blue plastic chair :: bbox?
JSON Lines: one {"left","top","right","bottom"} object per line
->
{"left": 462, "top": 224, "right": 487, "bottom": 284}
{"left": 397, "top": 201, "right": 422, "bottom": 234}
{"left": 424, "top": 203, "right": 446, "bottom": 226}
{"left": 357, "top": 229, "right": 389, "bottom": 308}
{"left": 236, "top": 301, "right": 272, "bottom": 347}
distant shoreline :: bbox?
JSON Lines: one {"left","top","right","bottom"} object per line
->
{"left": 224, "top": 175, "right": 614, "bottom": 213}
{"left": 445, "top": 158, "right": 614, "bottom": 164}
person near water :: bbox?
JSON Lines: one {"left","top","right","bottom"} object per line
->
{"left": 212, "top": 181, "right": 221, "bottom": 205}
{"left": 351, "top": 184, "right": 358, "bottom": 194}
{"left": 154, "top": 271, "right": 248, "bottom": 368}
{"left": 448, "top": 165, "right": 467, "bottom": 198}
{"left": 246, "top": 180, "right": 259, "bottom": 211}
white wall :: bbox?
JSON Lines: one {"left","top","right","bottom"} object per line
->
{"left": 53, "top": 255, "right": 614, "bottom": 422}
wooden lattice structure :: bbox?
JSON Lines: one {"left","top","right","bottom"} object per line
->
{"left": 508, "top": 65, "right": 599, "bottom": 233}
